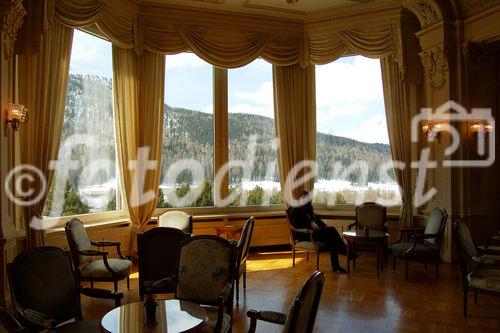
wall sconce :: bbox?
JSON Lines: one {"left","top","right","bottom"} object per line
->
{"left": 422, "top": 120, "right": 445, "bottom": 142}
{"left": 4, "top": 103, "right": 28, "bottom": 131}
{"left": 470, "top": 120, "right": 493, "bottom": 138}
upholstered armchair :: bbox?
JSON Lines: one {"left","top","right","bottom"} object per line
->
{"left": 390, "top": 207, "right": 448, "bottom": 279}
{"left": 247, "top": 270, "right": 325, "bottom": 333}
{"left": 137, "top": 226, "right": 190, "bottom": 299}
{"left": 454, "top": 219, "right": 500, "bottom": 316}
{"left": 65, "top": 218, "right": 132, "bottom": 292}
{"left": 286, "top": 207, "right": 330, "bottom": 270}
{"left": 160, "top": 235, "right": 235, "bottom": 333}
{"left": 158, "top": 210, "right": 193, "bottom": 234}
{"left": 235, "top": 217, "right": 255, "bottom": 303}
{"left": 8, "top": 246, "right": 122, "bottom": 332}
{"left": 348, "top": 202, "right": 387, "bottom": 267}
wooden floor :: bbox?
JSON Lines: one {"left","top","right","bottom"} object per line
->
{"left": 82, "top": 251, "right": 500, "bottom": 333}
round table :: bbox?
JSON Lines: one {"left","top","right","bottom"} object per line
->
{"left": 100, "top": 299, "right": 207, "bottom": 333}
{"left": 215, "top": 225, "right": 243, "bottom": 241}
{"left": 342, "top": 230, "right": 389, "bottom": 278}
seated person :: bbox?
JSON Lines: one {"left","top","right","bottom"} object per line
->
{"left": 288, "top": 191, "right": 350, "bottom": 273}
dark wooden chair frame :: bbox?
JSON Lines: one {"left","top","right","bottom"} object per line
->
{"left": 235, "top": 217, "right": 255, "bottom": 304}
{"left": 137, "top": 226, "right": 190, "bottom": 299}
{"left": 391, "top": 207, "right": 448, "bottom": 279}
{"left": 7, "top": 246, "right": 122, "bottom": 331}
{"left": 286, "top": 207, "right": 330, "bottom": 270}
{"left": 0, "top": 305, "right": 25, "bottom": 332}
{"left": 65, "top": 218, "right": 130, "bottom": 292}
{"left": 247, "top": 270, "right": 325, "bottom": 333}
{"left": 453, "top": 219, "right": 500, "bottom": 316}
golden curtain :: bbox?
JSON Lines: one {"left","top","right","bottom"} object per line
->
{"left": 18, "top": 22, "right": 73, "bottom": 248}
{"left": 112, "top": 47, "right": 165, "bottom": 253}
{"left": 53, "top": 0, "right": 400, "bottom": 68}
{"left": 381, "top": 57, "right": 413, "bottom": 227}
{"left": 273, "top": 64, "right": 316, "bottom": 205}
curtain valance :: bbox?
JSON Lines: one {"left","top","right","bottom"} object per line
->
{"left": 51, "top": 0, "right": 402, "bottom": 67}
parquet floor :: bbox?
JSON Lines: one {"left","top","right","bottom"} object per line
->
{"left": 81, "top": 251, "right": 500, "bottom": 332}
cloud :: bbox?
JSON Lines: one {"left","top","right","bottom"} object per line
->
{"left": 316, "top": 56, "right": 383, "bottom": 109}
{"left": 326, "top": 104, "right": 365, "bottom": 118}
{"left": 166, "top": 52, "right": 208, "bottom": 69}
{"left": 203, "top": 104, "right": 214, "bottom": 114}
{"left": 335, "top": 115, "right": 389, "bottom": 144}
{"left": 229, "top": 104, "right": 274, "bottom": 118}
{"left": 237, "top": 81, "right": 273, "bottom": 106}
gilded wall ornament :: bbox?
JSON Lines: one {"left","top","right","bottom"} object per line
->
{"left": 2, "top": 0, "right": 26, "bottom": 59}
{"left": 419, "top": 47, "right": 449, "bottom": 90}
{"left": 467, "top": 0, "right": 490, "bottom": 9}
{"left": 402, "top": 0, "right": 442, "bottom": 28}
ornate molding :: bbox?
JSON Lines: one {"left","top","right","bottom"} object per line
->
{"left": 419, "top": 46, "right": 449, "bottom": 90}
{"left": 403, "top": 0, "right": 443, "bottom": 28}
{"left": 2, "top": 0, "right": 26, "bottom": 59}
{"left": 467, "top": 0, "right": 491, "bottom": 10}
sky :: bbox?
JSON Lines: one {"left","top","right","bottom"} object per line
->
{"left": 70, "top": 30, "right": 389, "bottom": 145}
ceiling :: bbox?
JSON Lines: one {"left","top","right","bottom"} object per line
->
{"left": 141, "top": 0, "right": 397, "bottom": 21}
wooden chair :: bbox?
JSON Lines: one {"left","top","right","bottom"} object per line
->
{"left": 390, "top": 207, "right": 448, "bottom": 279}
{"left": 348, "top": 202, "right": 387, "bottom": 268}
{"left": 247, "top": 270, "right": 325, "bottom": 333}
{"left": 137, "top": 227, "right": 190, "bottom": 299}
{"left": 158, "top": 236, "right": 235, "bottom": 333}
{"left": 286, "top": 207, "right": 330, "bottom": 270}
{"left": 158, "top": 210, "right": 193, "bottom": 234}
{"left": 0, "top": 305, "right": 24, "bottom": 332}
{"left": 8, "top": 246, "right": 122, "bottom": 332}
{"left": 235, "top": 217, "right": 255, "bottom": 303}
{"left": 65, "top": 218, "right": 132, "bottom": 292}
{"left": 454, "top": 218, "right": 500, "bottom": 316}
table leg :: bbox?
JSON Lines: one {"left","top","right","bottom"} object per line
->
{"left": 346, "top": 239, "right": 350, "bottom": 277}
{"left": 377, "top": 242, "right": 380, "bottom": 279}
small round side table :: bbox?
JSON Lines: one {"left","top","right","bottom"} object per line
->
{"left": 216, "top": 225, "right": 243, "bottom": 241}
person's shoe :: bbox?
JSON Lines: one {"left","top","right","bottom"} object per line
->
{"left": 332, "top": 266, "right": 347, "bottom": 274}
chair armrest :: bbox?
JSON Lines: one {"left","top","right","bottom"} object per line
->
{"left": 91, "top": 241, "right": 127, "bottom": 260}
{"left": 411, "top": 233, "right": 439, "bottom": 241}
{"left": 22, "top": 308, "right": 57, "bottom": 329}
{"left": 80, "top": 287, "right": 123, "bottom": 307}
{"left": 472, "top": 255, "right": 500, "bottom": 265}
{"left": 247, "top": 310, "right": 287, "bottom": 333}
{"left": 78, "top": 249, "right": 108, "bottom": 256}
{"left": 400, "top": 227, "right": 425, "bottom": 234}
{"left": 478, "top": 246, "right": 500, "bottom": 255}
{"left": 218, "top": 283, "right": 233, "bottom": 304}
{"left": 146, "top": 277, "right": 176, "bottom": 294}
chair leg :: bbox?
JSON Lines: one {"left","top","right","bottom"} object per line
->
{"left": 243, "top": 269, "right": 247, "bottom": 290}
{"left": 90, "top": 280, "right": 94, "bottom": 288}
{"left": 127, "top": 276, "right": 130, "bottom": 290}
{"left": 306, "top": 252, "right": 309, "bottom": 261}
{"left": 316, "top": 251, "right": 320, "bottom": 270}
{"left": 405, "top": 259, "right": 409, "bottom": 280}
{"left": 292, "top": 247, "right": 296, "bottom": 267}
{"left": 114, "top": 281, "right": 118, "bottom": 292}
{"left": 464, "top": 290, "right": 468, "bottom": 317}
{"left": 236, "top": 276, "right": 240, "bottom": 304}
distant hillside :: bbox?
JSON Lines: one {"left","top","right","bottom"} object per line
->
{"left": 63, "top": 74, "right": 394, "bottom": 186}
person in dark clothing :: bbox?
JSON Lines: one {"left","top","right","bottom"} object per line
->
{"left": 288, "top": 192, "right": 349, "bottom": 273}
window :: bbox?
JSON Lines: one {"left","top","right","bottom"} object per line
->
{"left": 43, "top": 30, "right": 120, "bottom": 217}
{"left": 227, "top": 59, "right": 282, "bottom": 206}
{"left": 158, "top": 53, "right": 214, "bottom": 208}
{"left": 314, "top": 56, "right": 400, "bottom": 206}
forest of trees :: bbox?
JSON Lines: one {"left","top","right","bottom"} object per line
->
{"left": 44, "top": 73, "right": 396, "bottom": 217}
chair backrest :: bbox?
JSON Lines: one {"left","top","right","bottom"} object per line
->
{"left": 423, "top": 207, "right": 448, "bottom": 247}
{"left": 0, "top": 305, "right": 24, "bottom": 332}
{"left": 286, "top": 207, "right": 311, "bottom": 243}
{"left": 355, "top": 202, "right": 387, "bottom": 231}
{"left": 158, "top": 210, "right": 193, "bottom": 234}
{"left": 8, "top": 247, "right": 83, "bottom": 327}
{"left": 453, "top": 218, "right": 479, "bottom": 275}
{"left": 65, "top": 218, "right": 92, "bottom": 268}
{"left": 176, "top": 236, "right": 235, "bottom": 304}
{"left": 237, "top": 217, "right": 255, "bottom": 269}
{"left": 137, "top": 227, "right": 190, "bottom": 295}
{"left": 284, "top": 270, "right": 325, "bottom": 333}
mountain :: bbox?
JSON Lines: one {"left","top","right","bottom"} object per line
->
{"left": 62, "top": 74, "right": 394, "bottom": 187}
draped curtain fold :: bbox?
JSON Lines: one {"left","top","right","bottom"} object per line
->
{"left": 112, "top": 47, "right": 165, "bottom": 254}
{"left": 18, "top": 22, "right": 73, "bottom": 249}
{"left": 381, "top": 57, "right": 413, "bottom": 228}
{"left": 273, "top": 64, "right": 316, "bottom": 204}
{"left": 52, "top": 0, "right": 400, "bottom": 68}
